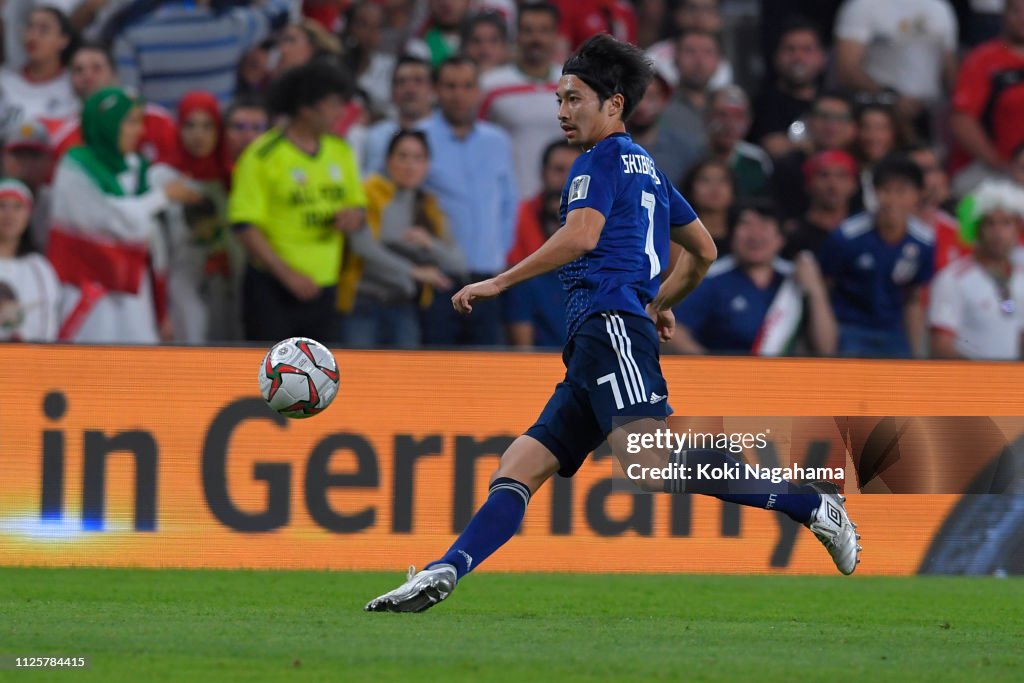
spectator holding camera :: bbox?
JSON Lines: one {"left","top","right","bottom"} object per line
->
{"left": 930, "top": 180, "right": 1024, "bottom": 360}
{"left": 336, "top": 130, "right": 464, "bottom": 348}
{"left": 750, "top": 18, "right": 828, "bottom": 160}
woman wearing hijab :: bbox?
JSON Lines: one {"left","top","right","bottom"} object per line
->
{"left": 167, "top": 90, "right": 243, "bottom": 343}
{"left": 47, "top": 86, "right": 199, "bottom": 343}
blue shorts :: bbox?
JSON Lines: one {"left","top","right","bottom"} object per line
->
{"left": 525, "top": 311, "right": 672, "bottom": 478}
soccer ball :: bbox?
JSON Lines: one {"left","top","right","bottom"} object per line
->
{"left": 258, "top": 337, "right": 340, "bottom": 418}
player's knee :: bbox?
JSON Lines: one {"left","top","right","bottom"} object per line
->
{"left": 490, "top": 435, "right": 559, "bottom": 492}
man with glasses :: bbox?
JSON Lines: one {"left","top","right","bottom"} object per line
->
{"left": 772, "top": 91, "right": 857, "bottom": 222}
{"left": 360, "top": 55, "right": 435, "bottom": 177}
{"left": 223, "top": 96, "right": 268, "bottom": 173}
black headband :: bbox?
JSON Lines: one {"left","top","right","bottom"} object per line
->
{"left": 561, "top": 67, "right": 615, "bottom": 103}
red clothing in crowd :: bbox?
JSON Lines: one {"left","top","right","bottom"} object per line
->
{"left": 41, "top": 103, "right": 178, "bottom": 165}
{"left": 554, "top": 0, "right": 637, "bottom": 51}
{"left": 171, "top": 91, "right": 229, "bottom": 186}
{"left": 507, "top": 195, "right": 546, "bottom": 266}
{"left": 951, "top": 39, "right": 1024, "bottom": 173}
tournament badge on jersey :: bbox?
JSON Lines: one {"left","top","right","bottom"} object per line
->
{"left": 329, "top": 164, "right": 342, "bottom": 182}
{"left": 568, "top": 175, "right": 590, "bottom": 203}
{"left": 291, "top": 169, "right": 308, "bottom": 186}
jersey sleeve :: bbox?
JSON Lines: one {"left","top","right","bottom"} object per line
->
{"left": 927, "top": 267, "right": 962, "bottom": 334}
{"left": 564, "top": 146, "right": 619, "bottom": 218}
{"left": 227, "top": 146, "right": 267, "bottom": 227}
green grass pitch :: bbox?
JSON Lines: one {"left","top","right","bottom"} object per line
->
{"left": 1, "top": 568, "right": 1021, "bottom": 682}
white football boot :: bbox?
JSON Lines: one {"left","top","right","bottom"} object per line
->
{"left": 364, "top": 564, "right": 458, "bottom": 613}
{"left": 806, "top": 482, "right": 862, "bottom": 575}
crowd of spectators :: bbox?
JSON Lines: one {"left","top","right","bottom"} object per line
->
{"left": 2, "top": 0, "right": 1024, "bottom": 362}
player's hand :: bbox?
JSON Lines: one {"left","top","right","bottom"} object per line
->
{"left": 282, "top": 270, "right": 320, "bottom": 302}
{"left": 646, "top": 303, "right": 675, "bottom": 342}
{"left": 164, "top": 180, "right": 203, "bottom": 205}
{"left": 402, "top": 226, "right": 436, "bottom": 249}
{"left": 335, "top": 208, "right": 365, "bottom": 234}
{"left": 411, "top": 265, "right": 453, "bottom": 290}
{"left": 452, "top": 278, "right": 501, "bottom": 314}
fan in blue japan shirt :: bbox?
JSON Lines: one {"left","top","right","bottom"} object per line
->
{"left": 817, "top": 155, "right": 935, "bottom": 357}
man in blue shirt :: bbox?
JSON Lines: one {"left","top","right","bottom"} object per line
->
{"left": 420, "top": 55, "right": 518, "bottom": 346}
{"left": 818, "top": 154, "right": 935, "bottom": 357}
{"left": 366, "top": 35, "right": 860, "bottom": 614}
{"left": 674, "top": 201, "right": 837, "bottom": 355}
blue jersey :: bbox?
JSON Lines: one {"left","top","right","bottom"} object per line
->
{"left": 558, "top": 132, "right": 697, "bottom": 339}
{"left": 675, "top": 256, "right": 793, "bottom": 352}
{"left": 817, "top": 213, "right": 935, "bottom": 331}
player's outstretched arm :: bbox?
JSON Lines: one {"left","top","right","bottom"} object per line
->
{"left": 650, "top": 218, "right": 717, "bottom": 313}
{"left": 452, "top": 207, "right": 605, "bottom": 314}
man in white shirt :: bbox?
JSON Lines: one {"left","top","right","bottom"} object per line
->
{"left": 930, "top": 180, "right": 1024, "bottom": 359}
{"left": 835, "top": 0, "right": 958, "bottom": 122}
{"left": 478, "top": 1, "right": 562, "bottom": 199}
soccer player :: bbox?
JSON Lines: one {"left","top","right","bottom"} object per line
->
{"left": 365, "top": 35, "right": 861, "bottom": 614}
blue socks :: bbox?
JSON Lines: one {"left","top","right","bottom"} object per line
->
{"left": 667, "top": 449, "right": 821, "bottom": 524}
{"left": 426, "top": 477, "right": 530, "bottom": 579}
{"left": 425, "top": 449, "right": 820, "bottom": 583}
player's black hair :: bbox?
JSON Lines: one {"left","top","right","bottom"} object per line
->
{"left": 518, "top": 1, "right": 560, "bottom": 28}
{"left": 872, "top": 153, "right": 925, "bottom": 191}
{"left": 32, "top": 6, "right": 78, "bottom": 66}
{"left": 540, "top": 139, "right": 574, "bottom": 170}
{"left": 69, "top": 41, "right": 115, "bottom": 72}
{"left": 386, "top": 129, "right": 430, "bottom": 159}
{"left": 433, "top": 54, "right": 480, "bottom": 84}
{"left": 561, "top": 34, "right": 653, "bottom": 121}
{"left": 462, "top": 11, "right": 509, "bottom": 46}
{"left": 266, "top": 59, "right": 352, "bottom": 117}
